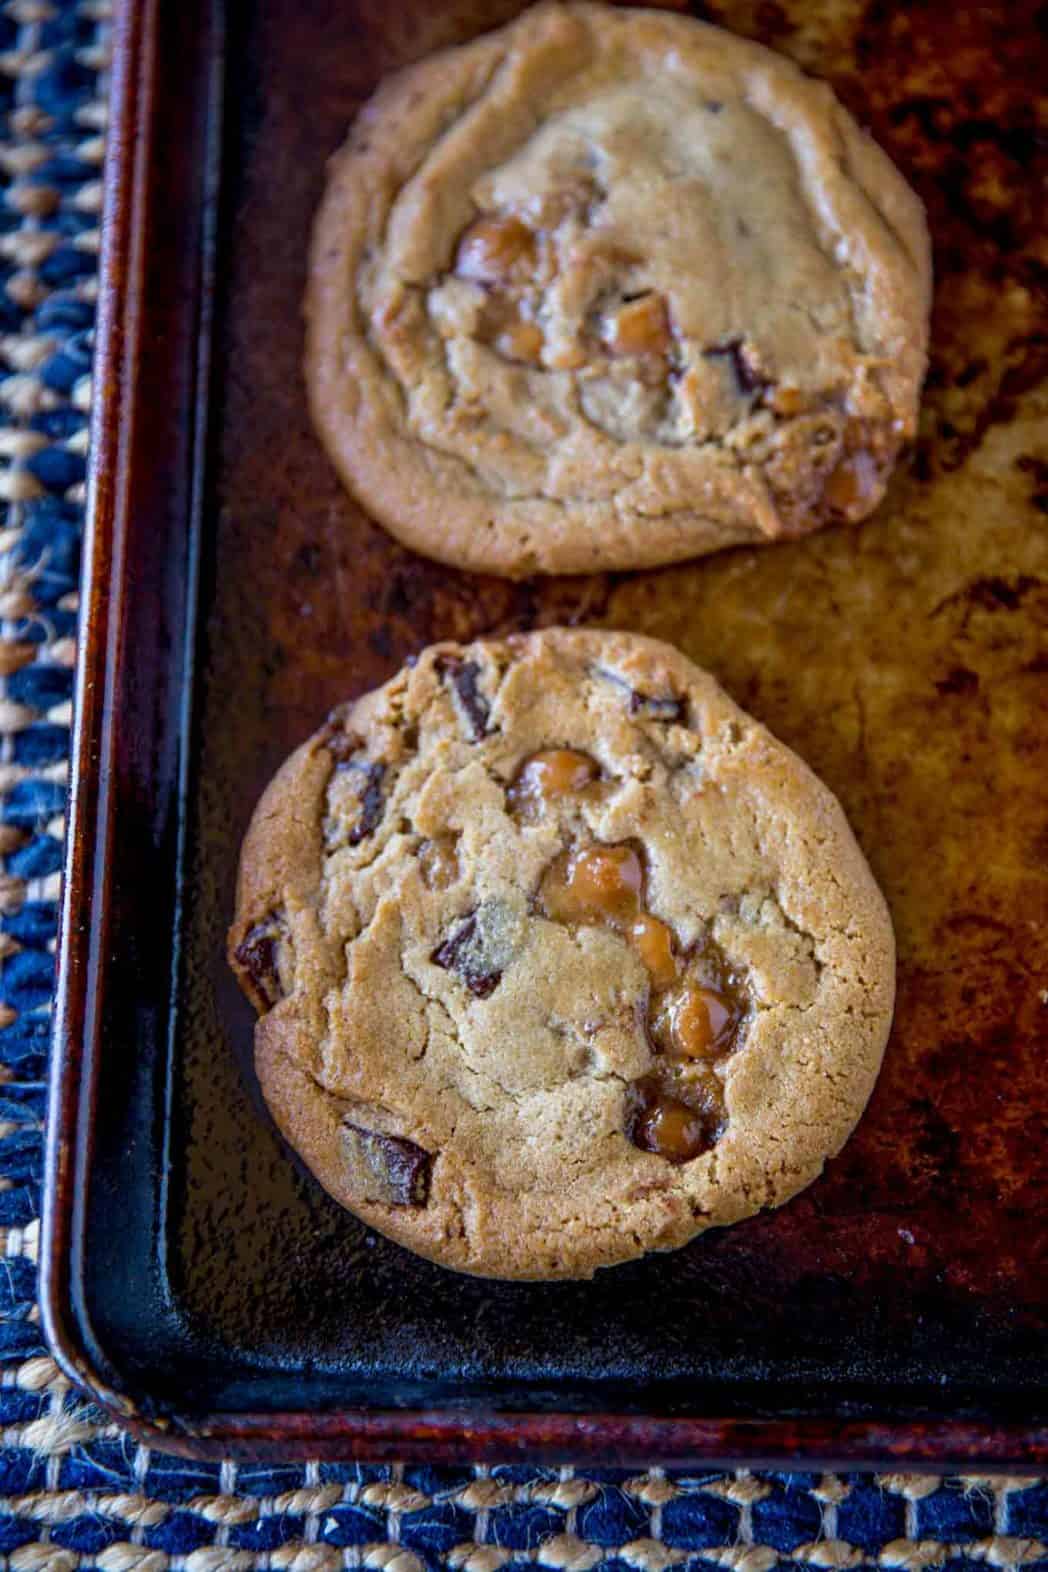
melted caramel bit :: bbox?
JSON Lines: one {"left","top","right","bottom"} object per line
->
{"left": 534, "top": 832, "right": 743, "bottom": 1162}
{"left": 456, "top": 215, "right": 536, "bottom": 285}
{"left": 603, "top": 295, "right": 672, "bottom": 357}
{"left": 822, "top": 449, "right": 879, "bottom": 515}
{"left": 654, "top": 980, "right": 736, "bottom": 1060}
{"left": 629, "top": 1080, "right": 717, "bottom": 1163}
{"left": 509, "top": 748, "right": 599, "bottom": 815}
{"left": 545, "top": 341, "right": 588, "bottom": 371}
{"left": 629, "top": 912, "right": 678, "bottom": 990}
{"left": 495, "top": 317, "right": 545, "bottom": 365}
{"left": 418, "top": 835, "right": 459, "bottom": 890}
{"left": 539, "top": 842, "right": 643, "bottom": 926}
{"left": 768, "top": 385, "right": 808, "bottom": 417}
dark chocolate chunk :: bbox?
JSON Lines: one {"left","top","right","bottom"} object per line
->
{"left": 234, "top": 916, "right": 286, "bottom": 1012}
{"left": 628, "top": 688, "right": 687, "bottom": 723}
{"left": 431, "top": 900, "right": 523, "bottom": 998}
{"left": 320, "top": 714, "right": 390, "bottom": 843}
{"left": 324, "top": 744, "right": 387, "bottom": 847}
{"left": 341, "top": 1122, "right": 432, "bottom": 1207}
{"left": 596, "top": 664, "right": 686, "bottom": 723}
{"left": 703, "top": 337, "right": 769, "bottom": 397}
{"left": 438, "top": 656, "right": 490, "bottom": 740}
{"left": 432, "top": 915, "right": 500, "bottom": 997}
{"left": 346, "top": 761, "right": 386, "bottom": 845}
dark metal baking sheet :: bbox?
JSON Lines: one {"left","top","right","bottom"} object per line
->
{"left": 41, "top": 0, "right": 1048, "bottom": 1461}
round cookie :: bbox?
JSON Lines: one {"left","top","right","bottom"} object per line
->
{"left": 305, "top": 2, "right": 931, "bottom": 578}
{"left": 229, "top": 629, "right": 895, "bottom": 1280}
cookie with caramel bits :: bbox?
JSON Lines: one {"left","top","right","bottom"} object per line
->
{"left": 229, "top": 629, "right": 894, "bottom": 1278}
{"left": 305, "top": 2, "right": 930, "bottom": 577}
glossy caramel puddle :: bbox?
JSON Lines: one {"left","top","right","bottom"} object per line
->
{"left": 510, "top": 750, "right": 745, "bottom": 1163}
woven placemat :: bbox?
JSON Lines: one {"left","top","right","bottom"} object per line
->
{"left": 0, "top": 1, "right": 1043, "bottom": 1567}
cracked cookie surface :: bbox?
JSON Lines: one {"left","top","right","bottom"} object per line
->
{"left": 305, "top": 2, "right": 931, "bottom": 578}
{"left": 229, "top": 629, "right": 895, "bottom": 1279}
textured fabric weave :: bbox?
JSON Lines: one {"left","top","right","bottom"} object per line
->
{"left": 0, "top": 1, "right": 1041, "bottom": 1565}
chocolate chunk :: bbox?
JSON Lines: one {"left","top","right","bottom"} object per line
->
{"left": 346, "top": 761, "right": 386, "bottom": 845}
{"left": 432, "top": 915, "right": 500, "bottom": 997}
{"left": 324, "top": 744, "right": 387, "bottom": 847}
{"left": 628, "top": 688, "right": 687, "bottom": 723}
{"left": 596, "top": 665, "right": 686, "bottom": 723}
{"left": 234, "top": 916, "right": 286, "bottom": 1012}
{"left": 703, "top": 337, "right": 769, "bottom": 397}
{"left": 341, "top": 1122, "right": 432, "bottom": 1207}
{"left": 432, "top": 900, "right": 524, "bottom": 998}
{"left": 438, "top": 656, "right": 490, "bottom": 740}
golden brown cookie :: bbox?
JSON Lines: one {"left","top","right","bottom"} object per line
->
{"left": 229, "top": 629, "right": 895, "bottom": 1279}
{"left": 305, "top": 2, "right": 931, "bottom": 578}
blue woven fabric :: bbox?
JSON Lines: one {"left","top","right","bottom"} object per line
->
{"left": 0, "top": 1, "right": 1041, "bottom": 1566}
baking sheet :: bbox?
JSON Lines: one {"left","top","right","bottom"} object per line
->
{"left": 45, "top": 0, "right": 1048, "bottom": 1456}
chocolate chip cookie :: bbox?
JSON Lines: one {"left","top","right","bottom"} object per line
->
{"left": 229, "top": 629, "right": 895, "bottom": 1279}
{"left": 305, "top": 2, "right": 930, "bottom": 578}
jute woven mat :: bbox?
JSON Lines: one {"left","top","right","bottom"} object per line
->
{"left": 0, "top": 0, "right": 1042, "bottom": 1565}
